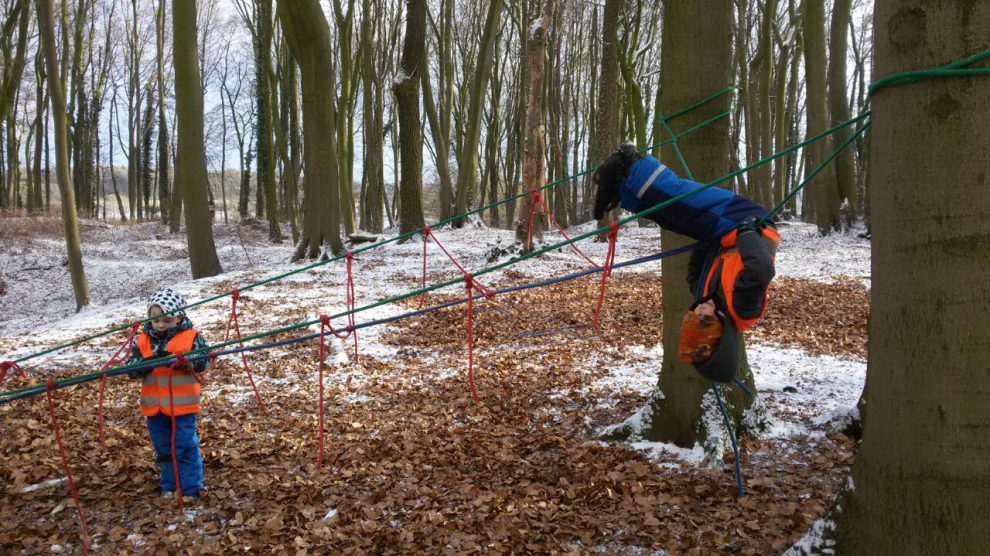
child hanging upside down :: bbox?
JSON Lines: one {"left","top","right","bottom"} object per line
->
{"left": 128, "top": 288, "right": 210, "bottom": 498}
{"left": 592, "top": 142, "right": 780, "bottom": 382}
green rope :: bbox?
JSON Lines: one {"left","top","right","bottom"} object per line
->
{"left": 8, "top": 92, "right": 734, "bottom": 366}
{"left": 761, "top": 120, "right": 873, "bottom": 225}
{"left": 0, "top": 108, "right": 869, "bottom": 399}
{"left": 659, "top": 116, "right": 695, "bottom": 181}
{"left": 868, "top": 48, "right": 990, "bottom": 97}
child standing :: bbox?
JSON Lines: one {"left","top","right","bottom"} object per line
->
{"left": 128, "top": 288, "right": 209, "bottom": 498}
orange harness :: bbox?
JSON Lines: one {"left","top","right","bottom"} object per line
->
{"left": 137, "top": 330, "right": 201, "bottom": 417}
{"left": 700, "top": 227, "right": 781, "bottom": 331}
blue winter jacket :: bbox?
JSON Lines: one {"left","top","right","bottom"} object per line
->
{"left": 618, "top": 155, "right": 772, "bottom": 242}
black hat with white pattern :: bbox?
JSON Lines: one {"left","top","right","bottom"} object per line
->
{"left": 148, "top": 288, "right": 187, "bottom": 317}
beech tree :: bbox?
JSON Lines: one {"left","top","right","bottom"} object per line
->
{"left": 825, "top": 1, "right": 990, "bottom": 552}
{"left": 173, "top": 0, "right": 221, "bottom": 278}
{"left": 278, "top": 0, "right": 344, "bottom": 259}
{"left": 37, "top": 0, "right": 90, "bottom": 309}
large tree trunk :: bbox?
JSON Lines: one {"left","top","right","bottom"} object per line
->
{"left": 515, "top": 0, "right": 556, "bottom": 249}
{"left": 801, "top": 0, "right": 840, "bottom": 233}
{"left": 394, "top": 0, "right": 425, "bottom": 235}
{"left": 173, "top": 0, "right": 222, "bottom": 278}
{"left": 451, "top": 0, "right": 503, "bottom": 226}
{"left": 359, "top": 0, "right": 384, "bottom": 233}
{"left": 278, "top": 0, "right": 344, "bottom": 259}
{"left": 156, "top": 0, "right": 171, "bottom": 225}
{"left": 37, "top": 0, "right": 90, "bottom": 310}
{"left": 255, "top": 0, "right": 281, "bottom": 242}
{"left": 828, "top": 2, "right": 990, "bottom": 552}
{"left": 590, "top": 0, "right": 624, "bottom": 234}
{"left": 828, "top": 0, "right": 856, "bottom": 225}
{"left": 619, "top": 0, "right": 751, "bottom": 450}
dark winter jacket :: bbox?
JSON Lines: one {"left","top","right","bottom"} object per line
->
{"left": 618, "top": 155, "right": 772, "bottom": 243}
{"left": 127, "top": 317, "right": 209, "bottom": 378}
{"left": 688, "top": 227, "right": 779, "bottom": 331}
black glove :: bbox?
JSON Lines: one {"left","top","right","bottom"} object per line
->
{"left": 736, "top": 216, "right": 766, "bottom": 237}
{"left": 592, "top": 143, "right": 643, "bottom": 221}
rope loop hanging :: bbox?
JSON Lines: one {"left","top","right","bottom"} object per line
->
{"left": 97, "top": 321, "right": 141, "bottom": 452}
{"left": 45, "top": 379, "right": 91, "bottom": 555}
{"left": 593, "top": 222, "right": 620, "bottom": 330}
{"left": 224, "top": 289, "right": 268, "bottom": 415}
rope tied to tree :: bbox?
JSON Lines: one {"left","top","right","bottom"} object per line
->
{"left": 98, "top": 321, "right": 141, "bottom": 452}
{"left": 526, "top": 188, "right": 598, "bottom": 267}
{"left": 45, "top": 379, "right": 90, "bottom": 555}
{"left": 593, "top": 222, "right": 620, "bottom": 331}
{"left": 224, "top": 289, "right": 267, "bottom": 415}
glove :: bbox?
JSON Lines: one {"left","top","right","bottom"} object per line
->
{"left": 592, "top": 143, "right": 642, "bottom": 220}
{"left": 736, "top": 217, "right": 766, "bottom": 237}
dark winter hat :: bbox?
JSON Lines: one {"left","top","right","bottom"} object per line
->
{"left": 148, "top": 288, "right": 187, "bottom": 318}
{"left": 693, "top": 312, "right": 740, "bottom": 383}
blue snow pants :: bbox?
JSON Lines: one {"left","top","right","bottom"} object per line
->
{"left": 146, "top": 413, "right": 203, "bottom": 496}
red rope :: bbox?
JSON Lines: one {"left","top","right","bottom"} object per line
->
{"left": 316, "top": 315, "right": 330, "bottom": 473}
{"left": 526, "top": 189, "right": 598, "bottom": 267}
{"left": 225, "top": 290, "right": 267, "bottom": 415}
{"left": 420, "top": 225, "right": 430, "bottom": 308}
{"left": 0, "top": 360, "right": 26, "bottom": 386}
{"left": 97, "top": 321, "right": 140, "bottom": 453}
{"left": 167, "top": 374, "right": 184, "bottom": 514}
{"left": 45, "top": 380, "right": 90, "bottom": 555}
{"left": 593, "top": 222, "right": 620, "bottom": 331}
{"left": 345, "top": 252, "right": 358, "bottom": 363}
{"left": 464, "top": 273, "right": 495, "bottom": 404}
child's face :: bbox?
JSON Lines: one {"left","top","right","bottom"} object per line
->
{"left": 693, "top": 299, "right": 717, "bottom": 320}
{"left": 149, "top": 305, "right": 181, "bottom": 332}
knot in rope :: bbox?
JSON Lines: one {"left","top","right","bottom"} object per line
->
{"left": 207, "top": 351, "right": 220, "bottom": 365}
{"left": 231, "top": 289, "right": 240, "bottom": 303}
{"left": 530, "top": 189, "right": 542, "bottom": 204}
{"left": 172, "top": 353, "right": 191, "bottom": 372}
{"left": 422, "top": 224, "right": 431, "bottom": 237}
{"left": 464, "top": 273, "right": 495, "bottom": 300}
{"left": 320, "top": 314, "right": 330, "bottom": 327}
{"left": 0, "top": 361, "right": 25, "bottom": 386}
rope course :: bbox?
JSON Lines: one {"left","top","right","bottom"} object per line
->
{"left": 2, "top": 50, "right": 988, "bottom": 546}
{"left": 2, "top": 91, "right": 735, "bottom": 371}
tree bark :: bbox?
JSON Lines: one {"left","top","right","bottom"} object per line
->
{"left": 828, "top": 0, "right": 856, "bottom": 225}
{"left": 278, "top": 0, "right": 344, "bottom": 259}
{"left": 451, "top": 0, "right": 503, "bottom": 226}
{"left": 394, "top": 0, "right": 425, "bottom": 235}
{"left": 630, "top": 0, "right": 751, "bottom": 448}
{"left": 801, "top": 0, "right": 840, "bottom": 233}
{"left": 173, "top": 0, "right": 222, "bottom": 278}
{"left": 255, "top": 0, "right": 281, "bottom": 242}
{"left": 590, "top": 0, "right": 625, "bottom": 234}
{"left": 828, "top": 2, "right": 990, "bottom": 552}
{"left": 515, "top": 0, "right": 556, "bottom": 249}
{"left": 37, "top": 0, "right": 91, "bottom": 310}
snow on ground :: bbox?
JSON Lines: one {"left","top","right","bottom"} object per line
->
{"left": 1, "top": 216, "right": 870, "bottom": 438}
{"left": 0, "top": 215, "right": 870, "bottom": 553}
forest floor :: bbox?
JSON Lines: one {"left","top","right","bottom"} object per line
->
{"left": 0, "top": 215, "right": 871, "bottom": 555}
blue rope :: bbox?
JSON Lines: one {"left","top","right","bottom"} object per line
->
{"left": 711, "top": 381, "right": 744, "bottom": 497}
{"left": 732, "top": 377, "right": 753, "bottom": 397}
{"left": 0, "top": 243, "right": 700, "bottom": 405}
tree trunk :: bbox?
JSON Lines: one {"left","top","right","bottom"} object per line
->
{"left": 173, "top": 0, "right": 222, "bottom": 278}
{"left": 156, "top": 0, "right": 171, "bottom": 225}
{"left": 359, "top": 0, "right": 384, "bottom": 233}
{"left": 515, "top": 0, "right": 556, "bottom": 249}
{"left": 801, "top": 0, "right": 840, "bottom": 233}
{"left": 278, "top": 0, "right": 344, "bottom": 259}
{"left": 37, "top": 0, "right": 90, "bottom": 310}
{"left": 451, "top": 0, "right": 503, "bottom": 226}
{"left": 255, "top": 0, "right": 281, "bottom": 242}
{"left": 828, "top": 2, "right": 990, "bottom": 552}
{"left": 630, "top": 0, "right": 752, "bottom": 449}
{"left": 394, "top": 0, "right": 426, "bottom": 235}
{"left": 828, "top": 0, "right": 856, "bottom": 226}
{"left": 590, "top": 0, "right": 625, "bottom": 233}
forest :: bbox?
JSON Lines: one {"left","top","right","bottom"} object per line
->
{"left": 0, "top": 0, "right": 988, "bottom": 554}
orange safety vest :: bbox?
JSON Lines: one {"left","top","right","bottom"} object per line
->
{"left": 701, "top": 226, "right": 781, "bottom": 331}
{"left": 137, "top": 329, "right": 201, "bottom": 417}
